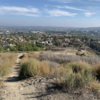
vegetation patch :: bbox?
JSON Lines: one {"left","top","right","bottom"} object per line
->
{"left": 57, "top": 62, "right": 94, "bottom": 90}
{"left": 19, "top": 52, "right": 100, "bottom": 96}
{"left": 28, "top": 52, "right": 40, "bottom": 58}
{"left": 19, "top": 59, "right": 55, "bottom": 79}
{"left": 95, "top": 63, "right": 100, "bottom": 79}
{"left": 40, "top": 52, "right": 100, "bottom": 64}
{"left": 0, "top": 53, "right": 17, "bottom": 77}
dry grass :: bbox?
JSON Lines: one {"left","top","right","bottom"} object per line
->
{"left": 19, "top": 58, "right": 56, "bottom": 79}
{"left": 40, "top": 52, "right": 100, "bottom": 64}
{"left": 20, "top": 52, "right": 40, "bottom": 65}
{"left": 20, "top": 54, "right": 28, "bottom": 65}
{"left": 28, "top": 52, "right": 40, "bottom": 58}
{"left": 90, "top": 80, "right": 100, "bottom": 94}
{"left": 56, "top": 61, "right": 100, "bottom": 95}
{"left": 0, "top": 53, "right": 17, "bottom": 92}
{"left": 66, "top": 50, "right": 78, "bottom": 54}
{"left": 0, "top": 53, "right": 17, "bottom": 77}
{"left": 19, "top": 52, "right": 100, "bottom": 96}
{"left": 95, "top": 63, "right": 100, "bottom": 79}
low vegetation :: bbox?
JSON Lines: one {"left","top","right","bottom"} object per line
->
{"left": 40, "top": 52, "right": 100, "bottom": 64}
{"left": 57, "top": 62, "right": 94, "bottom": 90}
{"left": 95, "top": 63, "right": 100, "bottom": 79}
{"left": 19, "top": 52, "right": 100, "bottom": 97}
{"left": 0, "top": 53, "right": 17, "bottom": 89}
{"left": 0, "top": 53, "right": 17, "bottom": 77}
{"left": 19, "top": 59, "right": 54, "bottom": 79}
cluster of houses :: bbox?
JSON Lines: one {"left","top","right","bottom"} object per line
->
{"left": 54, "top": 38, "right": 84, "bottom": 47}
{"left": 0, "top": 32, "right": 85, "bottom": 50}
{"left": 0, "top": 42, "right": 16, "bottom": 49}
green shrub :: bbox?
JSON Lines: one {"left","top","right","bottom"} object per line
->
{"left": 19, "top": 60, "right": 36, "bottom": 79}
{"left": 57, "top": 62, "right": 94, "bottom": 90}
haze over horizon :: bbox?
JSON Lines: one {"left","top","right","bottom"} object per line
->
{"left": 0, "top": 0, "right": 100, "bottom": 27}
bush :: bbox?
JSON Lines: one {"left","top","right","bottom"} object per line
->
{"left": 95, "top": 63, "right": 100, "bottom": 79}
{"left": 57, "top": 62, "right": 94, "bottom": 90}
{"left": 19, "top": 61, "right": 36, "bottom": 79}
{"left": 19, "top": 59, "right": 53, "bottom": 79}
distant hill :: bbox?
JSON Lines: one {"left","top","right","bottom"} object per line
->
{"left": 0, "top": 26, "right": 100, "bottom": 32}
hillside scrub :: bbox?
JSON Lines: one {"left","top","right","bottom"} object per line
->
{"left": 55, "top": 62, "right": 100, "bottom": 96}
{"left": 40, "top": 52, "right": 100, "bottom": 64}
{"left": 20, "top": 52, "right": 40, "bottom": 65}
{"left": 19, "top": 59, "right": 56, "bottom": 79}
{"left": 0, "top": 53, "right": 17, "bottom": 77}
{"left": 95, "top": 63, "right": 100, "bottom": 79}
{"left": 19, "top": 52, "right": 100, "bottom": 95}
{"left": 57, "top": 62, "right": 94, "bottom": 90}
{"left": 19, "top": 58, "right": 100, "bottom": 94}
{"left": 28, "top": 52, "right": 40, "bottom": 58}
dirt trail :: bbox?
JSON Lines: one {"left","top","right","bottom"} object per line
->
{"left": 1, "top": 54, "right": 37, "bottom": 100}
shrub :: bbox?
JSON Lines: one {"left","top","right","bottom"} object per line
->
{"left": 90, "top": 80, "right": 100, "bottom": 94}
{"left": 57, "top": 62, "right": 94, "bottom": 90}
{"left": 19, "top": 61, "right": 36, "bottom": 79}
{"left": 95, "top": 63, "right": 100, "bottom": 79}
{"left": 19, "top": 59, "right": 53, "bottom": 79}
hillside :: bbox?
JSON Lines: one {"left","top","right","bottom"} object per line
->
{"left": 0, "top": 51, "right": 100, "bottom": 100}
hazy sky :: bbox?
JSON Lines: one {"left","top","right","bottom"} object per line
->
{"left": 0, "top": 0, "right": 100, "bottom": 27}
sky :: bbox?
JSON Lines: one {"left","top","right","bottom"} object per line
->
{"left": 0, "top": 0, "right": 100, "bottom": 27}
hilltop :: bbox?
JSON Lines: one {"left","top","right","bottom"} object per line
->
{"left": 0, "top": 51, "right": 100, "bottom": 100}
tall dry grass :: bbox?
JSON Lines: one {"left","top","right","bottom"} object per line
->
{"left": 20, "top": 52, "right": 40, "bottom": 65}
{"left": 28, "top": 52, "right": 40, "bottom": 58}
{"left": 20, "top": 53, "right": 28, "bottom": 65}
{"left": 0, "top": 53, "right": 17, "bottom": 77}
{"left": 94, "top": 63, "right": 100, "bottom": 79}
{"left": 19, "top": 58, "right": 56, "bottom": 79}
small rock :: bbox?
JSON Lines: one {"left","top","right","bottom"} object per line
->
{"left": 3, "top": 90, "right": 6, "bottom": 94}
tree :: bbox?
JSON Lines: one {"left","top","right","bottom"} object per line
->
{"left": 0, "top": 46, "right": 3, "bottom": 52}
{"left": 9, "top": 46, "right": 17, "bottom": 51}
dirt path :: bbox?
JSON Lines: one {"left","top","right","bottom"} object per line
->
{"left": 1, "top": 54, "right": 37, "bottom": 100}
